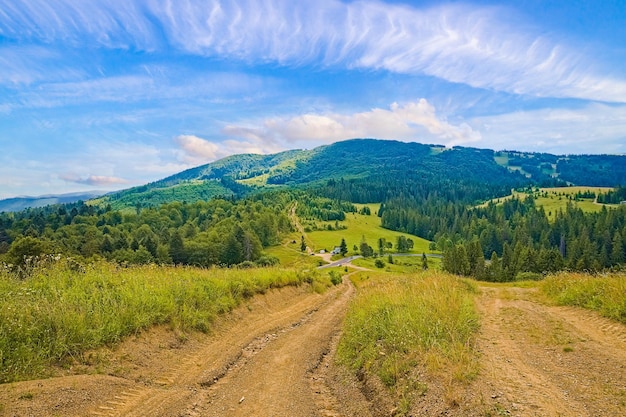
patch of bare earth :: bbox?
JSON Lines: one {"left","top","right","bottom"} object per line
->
{"left": 457, "top": 285, "right": 626, "bottom": 417}
{"left": 2, "top": 279, "right": 626, "bottom": 417}
{"left": 0, "top": 278, "right": 375, "bottom": 417}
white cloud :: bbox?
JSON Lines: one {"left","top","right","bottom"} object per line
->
{"left": 469, "top": 103, "right": 626, "bottom": 154}
{"left": 175, "top": 134, "right": 277, "bottom": 165}
{"left": 222, "top": 99, "right": 481, "bottom": 148}
{"left": 59, "top": 173, "right": 128, "bottom": 186}
{"left": 152, "top": 0, "right": 626, "bottom": 102}
{"left": 2, "top": 0, "right": 625, "bottom": 102}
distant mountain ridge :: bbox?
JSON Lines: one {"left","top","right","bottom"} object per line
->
{"left": 0, "top": 191, "right": 103, "bottom": 213}
{"left": 6, "top": 139, "right": 626, "bottom": 212}
{"left": 91, "top": 139, "right": 626, "bottom": 210}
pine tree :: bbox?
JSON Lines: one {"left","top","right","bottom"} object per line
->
{"left": 169, "top": 230, "right": 186, "bottom": 264}
{"left": 611, "top": 231, "right": 624, "bottom": 265}
{"left": 489, "top": 251, "right": 502, "bottom": 282}
{"left": 378, "top": 238, "right": 386, "bottom": 256}
{"left": 339, "top": 238, "right": 348, "bottom": 256}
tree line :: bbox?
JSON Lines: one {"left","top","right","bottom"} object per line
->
{"left": 0, "top": 193, "right": 293, "bottom": 269}
{"left": 382, "top": 195, "right": 626, "bottom": 280}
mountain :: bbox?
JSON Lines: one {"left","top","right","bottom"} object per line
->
{"left": 92, "top": 139, "right": 626, "bottom": 210}
{"left": 495, "top": 151, "right": 626, "bottom": 186}
{"left": 0, "top": 191, "right": 103, "bottom": 213}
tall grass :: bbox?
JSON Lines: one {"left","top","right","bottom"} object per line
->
{"left": 0, "top": 258, "right": 322, "bottom": 383}
{"left": 541, "top": 272, "right": 626, "bottom": 323}
{"left": 337, "top": 271, "right": 479, "bottom": 413}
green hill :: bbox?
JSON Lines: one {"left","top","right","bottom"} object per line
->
{"left": 93, "top": 139, "right": 531, "bottom": 210}
{"left": 89, "top": 139, "right": 626, "bottom": 211}
{"left": 0, "top": 192, "right": 102, "bottom": 213}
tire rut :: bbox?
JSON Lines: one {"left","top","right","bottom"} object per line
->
{"left": 191, "top": 276, "right": 356, "bottom": 417}
{"left": 473, "top": 285, "right": 626, "bottom": 417}
{"left": 87, "top": 281, "right": 353, "bottom": 417}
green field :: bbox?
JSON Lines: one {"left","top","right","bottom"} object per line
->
{"left": 483, "top": 186, "right": 618, "bottom": 221}
{"left": 352, "top": 253, "right": 442, "bottom": 273}
{"left": 306, "top": 203, "right": 433, "bottom": 255}
{"left": 264, "top": 242, "right": 324, "bottom": 268}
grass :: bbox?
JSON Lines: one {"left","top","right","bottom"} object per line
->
{"left": 337, "top": 271, "right": 479, "bottom": 414}
{"left": 264, "top": 241, "right": 323, "bottom": 268}
{"left": 305, "top": 204, "right": 433, "bottom": 255}
{"left": 351, "top": 254, "right": 442, "bottom": 273}
{"left": 481, "top": 186, "right": 617, "bottom": 221}
{"left": 540, "top": 272, "right": 626, "bottom": 324}
{"left": 0, "top": 257, "right": 329, "bottom": 383}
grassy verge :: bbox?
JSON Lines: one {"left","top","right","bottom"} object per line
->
{"left": 305, "top": 208, "right": 432, "bottom": 255}
{"left": 540, "top": 272, "right": 626, "bottom": 323}
{"left": 0, "top": 258, "right": 325, "bottom": 383}
{"left": 351, "top": 254, "right": 442, "bottom": 273}
{"left": 337, "top": 271, "right": 479, "bottom": 414}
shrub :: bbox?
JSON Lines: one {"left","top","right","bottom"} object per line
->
{"left": 329, "top": 270, "right": 343, "bottom": 285}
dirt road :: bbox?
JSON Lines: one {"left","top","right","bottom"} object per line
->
{"left": 0, "top": 278, "right": 368, "bottom": 417}
{"left": 1, "top": 280, "right": 625, "bottom": 416}
{"left": 460, "top": 285, "right": 626, "bottom": 417}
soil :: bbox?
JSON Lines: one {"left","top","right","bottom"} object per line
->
{"left": 1, "top": 281, "right": 625, "bottom": 417}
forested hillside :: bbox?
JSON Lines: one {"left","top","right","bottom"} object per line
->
{"left": 0, "top": 194, "right": 292, "bottom": 269}
{"left": 382, "top": 195, "right": 626, "bottom": 279}
{"left": 90, "top": 139, "right": 534, "bottom": 210}
{"left": 2, "top": 139, "right": 626, "bottom": 277}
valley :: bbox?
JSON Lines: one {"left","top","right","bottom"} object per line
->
{"left": 1, "top": 139, "right": 626, "bottom": 416}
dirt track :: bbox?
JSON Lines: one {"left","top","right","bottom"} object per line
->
{"left": 0, "top": 278, "right": 369, "bottom": 417}
{"left": 1, "top": 281, "right": 626, "bottom": 416}
{"left": 461, "top": 285, "right": 626, "bottom": 416}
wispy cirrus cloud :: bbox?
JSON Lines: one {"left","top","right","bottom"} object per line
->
{"left": 0, "top": 0, "right": 157, "bottom": 50}
{"left": 1, "top": 0, "right": 625, "bottom": 102}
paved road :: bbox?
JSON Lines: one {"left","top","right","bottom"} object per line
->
{"left": 316, "top": 253, "right": 442, "bottom": 269}
{"left": 317, "top": 255, "right": 362, "bottom": 269}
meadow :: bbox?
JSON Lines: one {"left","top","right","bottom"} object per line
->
{"left": 0, "top": 257, "right": 328, "bottom": 383}
{"left": 484, "top": 186, "right": 617, "bottom": 221}
{"left": 351, "top": 253, "right": 442, "bottom": 273}
{"left": 337, "top": 270, "right": 479, "bottom": 414}
{"left": 305, "top": 203, "right": 432, "bottom": 255}
{"left": 541, "top": 272, "right": 626, "bottom": 324}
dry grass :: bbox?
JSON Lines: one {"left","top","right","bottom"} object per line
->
{"left": 337, "top": 271, "right": 480, "bottom": 414}
{"left": 0, "top": 258, "right": 326, "bottom": 383}
{"left": 540, "top": 272, "right": 626, "bottom": 323}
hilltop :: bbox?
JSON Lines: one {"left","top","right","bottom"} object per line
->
{"left": 90, "top": 139, "right": 626, "bottom": 210}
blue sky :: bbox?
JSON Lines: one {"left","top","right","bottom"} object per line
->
{"left": 1, "top": 0, "right": 626, "bottom": 198}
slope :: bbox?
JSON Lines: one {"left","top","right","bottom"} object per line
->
{"left": 93, "top": 139, "right": 533, "bottom": 210}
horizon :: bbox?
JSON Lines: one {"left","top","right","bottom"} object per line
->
{"left": 1, "top": 0, "right": 625, "bottom": 199}
{"left": 2, "top": 137, "right": 625, "bottom": 201}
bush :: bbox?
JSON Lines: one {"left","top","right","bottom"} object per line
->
{"left": 374, "top": 259, "right": 385, "bottom": 268}
{"left": 515, "top": 271, "right": 543, "bottom": 281}
{"left": 329, "top": 270, "right": 343, "bottom": 285}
